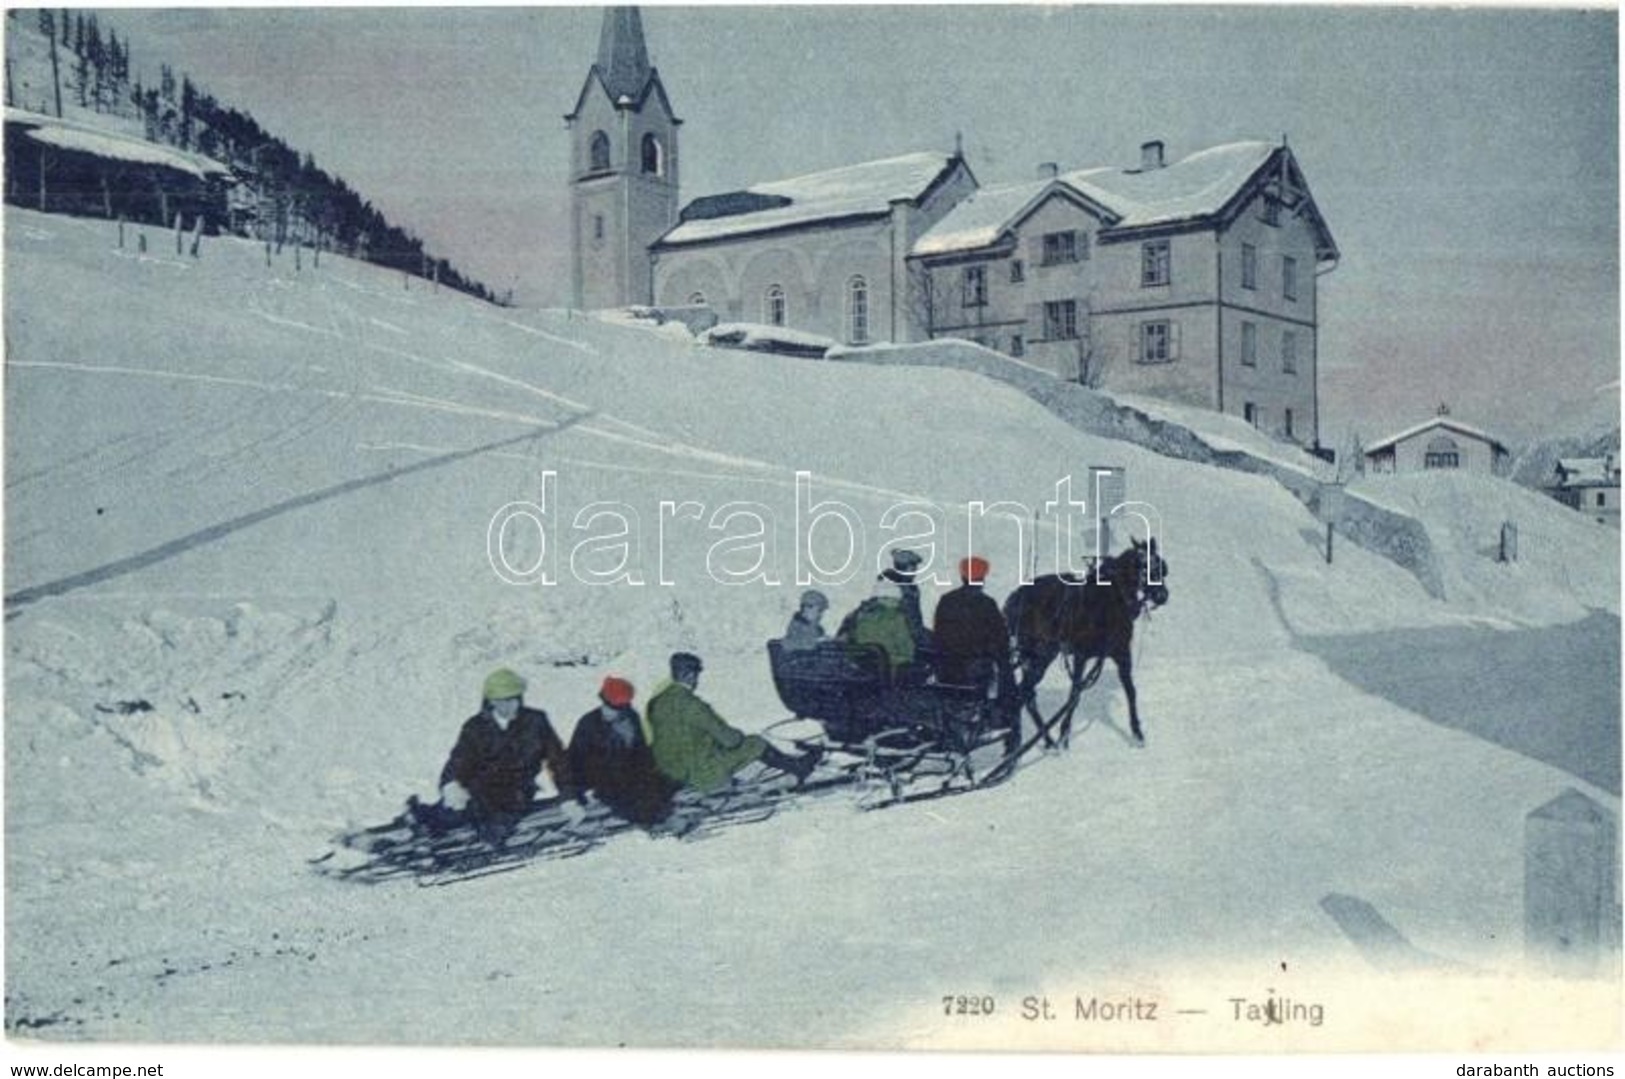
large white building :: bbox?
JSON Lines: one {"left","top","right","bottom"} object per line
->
{"left": 567, "top": 7, "right": 1340, "bottom": 447}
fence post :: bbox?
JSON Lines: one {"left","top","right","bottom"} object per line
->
{"left": 1525, "top": 789, "right": 1619, "bottom": 978}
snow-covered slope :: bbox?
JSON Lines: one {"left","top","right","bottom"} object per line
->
{"left": 4, "top": 208, "right": 1619, "bottom": 1050}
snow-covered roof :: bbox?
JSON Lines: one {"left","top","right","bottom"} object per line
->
{"left": 658, "top": 152, "right": 960, "bottom": 247}
{"left": 7, "top": 108, "right": 229, "bottom": 180}
{"left": 699, "top": 321, "right": 836, "bottom": 355}
{"left": 914, "top": 141, "right": 1317, "bottom": 257}
{"left": 1365, "top": 416, "right": 1509, "bottom": 455}
{"left": 1062, "top": 141, "right": 1277, "bottom": 229}
{"left": 911, "top": 178, "right": 1118, "bottom": 257}
{"left": 1554, "top": 456, "right": 1620, "bottom": 487}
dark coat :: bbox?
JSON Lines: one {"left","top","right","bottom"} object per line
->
{"left": 568, "top": 706, "right": 676, "bottom": 825}
{"left": 781, "top": 612, "right": 827, "bottom": 651}
{"left": 439, "top": 705, "right": 575, "bottom": 816}
{"left": 932, "top": 584, "right": 1009, "bottom": 686}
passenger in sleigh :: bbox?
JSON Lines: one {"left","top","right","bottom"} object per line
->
{"left": 568, "top": 675, "right": 678, "bottom": 827}
{"left": 837, "top": 572, "right": 932, "bottom": 685}
{"left": 411, "top": 668, "right": 586, "bottom": 843}
{"left": 780, "top": 589, "right": 830, "bottom": 651}
{"left": 932, "top": 556, "right": 1018, "bottom": 721}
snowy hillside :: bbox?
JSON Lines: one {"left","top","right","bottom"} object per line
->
{"left": 3, "top": 207, "right": 1620, "bottom": 1053}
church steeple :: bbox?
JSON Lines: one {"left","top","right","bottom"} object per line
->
{"left": 597, "top": 7, "right": 652, "bottom": 101}
{"left": 566, "top": 5, "right": 680, "bottom": 310}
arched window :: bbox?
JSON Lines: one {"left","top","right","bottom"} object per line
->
{"left": 1424, "top": 435, "right": 1460, "bottom": 470}
{"left": 764, "top": 285, "right": 786, "bottom": 327}
{"left": 641, "top": 133, "right": 664, "bottom": 176}
{"left": 588, "top": 131, "right": 611, "bottom": 173}
{"left": 847, "top": 276, "right": 869, "bottom": 344}
{"left": 688, "top": 291, "right": 707, "bottom": 306}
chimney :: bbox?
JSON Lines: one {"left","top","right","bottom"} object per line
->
{"left": 1037, "top": 162, "right": 1059, "bottom": 180}
{"left": 1140, "top": 140, "right": 1165, "bottom": 170}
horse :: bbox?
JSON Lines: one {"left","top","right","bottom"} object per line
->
{"left": 1002, "top": 537, "right": 1168, "bottom": 747}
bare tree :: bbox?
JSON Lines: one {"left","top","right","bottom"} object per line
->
{"left": 1073, "top": 293, "right": 1113, "bottom": 388}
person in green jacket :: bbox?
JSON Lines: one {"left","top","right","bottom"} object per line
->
{"left": 646, "top": 652, "right": 819, "bottom": 793}
{"left": 838, "top": 574, "right": 928, "bottom": 683}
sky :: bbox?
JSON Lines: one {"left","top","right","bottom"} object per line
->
{"left": 77, "top": 4, "right": 1621, "bottom": 445}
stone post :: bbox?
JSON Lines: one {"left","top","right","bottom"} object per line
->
{"left": 1525, "top": 789, "right": 1619, "bottom": 978}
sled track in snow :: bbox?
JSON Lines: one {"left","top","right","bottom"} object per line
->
{"left": 4, "top": 416, "right": 589, "bottom": 616}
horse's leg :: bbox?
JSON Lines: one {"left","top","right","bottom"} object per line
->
{"left": 1114, "top": 645, "right": 1143, "bottom": 745}
{"left": 1058, "top": 651, "right": 1087, "bottom": 749}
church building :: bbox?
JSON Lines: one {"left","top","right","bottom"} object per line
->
{"left": 566, "top": 7, "right": 1340, "bottom": 447}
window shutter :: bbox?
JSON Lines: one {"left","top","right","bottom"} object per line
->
{"left": 1131, "top": 322, "right": 1144, "bottom": 363}
{"left": 1080, "top": 232, "right": 1091, "bottom": 261}
{"left": 1169, "top": 320, "right": 1181, "bottom": 360}
{"left": 1028, "top": 234, "right": 1044, "bottom": 268}
{"left": 1027, "top": 303, "right": 1044, "bottom": 340}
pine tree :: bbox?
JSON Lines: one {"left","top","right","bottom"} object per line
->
{"left": 180, "top": 76, "right": 195, "bottom": 149}
{"left": 37, "top": 10, "right": 62, "bottom": 117}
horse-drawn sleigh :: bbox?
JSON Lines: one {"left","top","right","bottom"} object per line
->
{"left": 768, "top": 537, "right": 1169, "bottom": 797}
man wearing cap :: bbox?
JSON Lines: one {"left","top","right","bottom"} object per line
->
{"left": 568, "top": 676, "right": 676, "bottom": 826}
{"left": 421, "top": 667, "right": 579, "bottom": 841}
{"left": 933, "top": 556, "right": 1013, "bottom": 697}
{"left": 886, "top": 548, "right": 933, "bottom": 656}
{"left": 646, "top": 652, "right": 820, "bottom": 792}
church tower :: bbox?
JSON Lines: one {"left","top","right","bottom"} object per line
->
{"left": 565, "top": 7, "right": 681, "bottom": 310}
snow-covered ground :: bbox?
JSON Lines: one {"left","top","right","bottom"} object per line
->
{"left": 3, "top": 207, "right": 1620, "bottom": 1053}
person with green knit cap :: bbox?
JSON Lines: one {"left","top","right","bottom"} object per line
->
{"left": 412, "top": 667, "right": 580, "bottom": 842}
{"left": 645, "top": 652, "right": 819, "bottom": 794}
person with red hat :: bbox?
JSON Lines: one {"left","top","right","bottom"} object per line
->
{"left": 567, "top": 675, "right": 677, "bottom": 827}
{"left": 933, "top": 555, "right": 1013, "bottom": 705}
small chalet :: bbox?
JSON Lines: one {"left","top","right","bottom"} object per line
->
{"left": 4, "top": 107, "right": 230, "bottom": 232}
{"left": 1550, "top": 455, "right": 1621, "bottom": 526}
{"left": 1364, "top": 407, "right": 1510, "bottom": 477}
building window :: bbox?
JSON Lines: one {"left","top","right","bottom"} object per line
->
{"left": 1284, "top": 408, "right": 1295, "bottom": 439}
{"left": 589, "top": 131, "right": 611, "bottom": 173}
{"left": 847, "top": 276, "right": 869, "bottom": 344}
{"left": 1282, "top": 330, "right": 1298, "bottom": 373}
{"left": 1244, "top": 402, "right": 1258, "bottom": 427}
{"left": 1241, "top": 243, "right": 1257, "bottom": 290}
{"left": 1138, "top": 320, "right": 1176, "bottom": 364}
{"left": 641, "top": 133, "right": 664, "bottom": 176}
{"left": 1600, "top": 492, "right": 1609, "bottom": 508}
{"left": 1142, "top": 239, "right": 1170, "bottom": 287}
{"left": 1011, "top": 334, "right": 1025, "bottom": 357}
{"left": 1010, "top": 259, "right": 1025, "bottom": 284}
{"left": 688, "top": 291, "right": 706, "bottom": 306}
{"left": 963, "top": 265, "right": 986, "bottom": 307}
{"left": 1042, "top": 231, "right": 1078, "bottom": 266}
{"left": 592, "top": 214, "right": 605, "bottom": 243}
{"left": 765, "top": 285, "right": 786, "bottom": 327}
{"left": 1283, "top": 256, "right": 1299, "bottom": 302}
{"left": 1424, "top": 436, "right": 1460, "bottom": 469}
{"left": 1241, "top": 321, "right": 1257, "bottom": 366}
{"left": 1043, "top": 300, "right": 1078, "bottom": 340}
